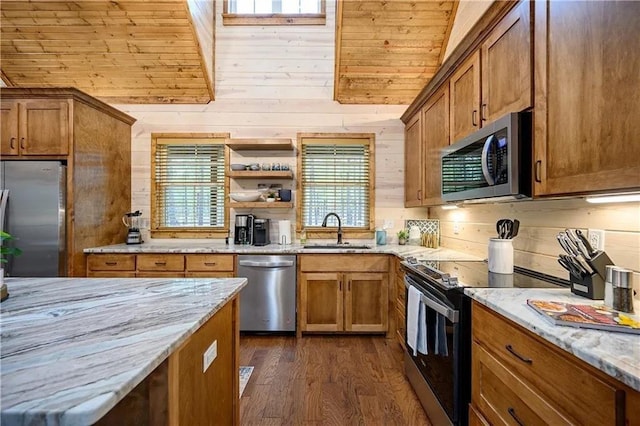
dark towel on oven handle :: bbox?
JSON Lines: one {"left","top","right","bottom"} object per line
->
{"left": 434, "top": 313, "right": 449, "bottom": 356}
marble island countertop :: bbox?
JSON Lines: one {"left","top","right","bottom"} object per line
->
{"left": 465, "top": 287, "right": 640, "bottom": 392}
{"left": 84, "top": 241, "right": 482, "bottom": 262}
{"left": 0, "top": 277, "right": 247, "bottom": 426}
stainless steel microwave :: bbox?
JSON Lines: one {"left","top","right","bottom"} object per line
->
{"left": 441, "top": 112, "right": 532, "bottom": 203}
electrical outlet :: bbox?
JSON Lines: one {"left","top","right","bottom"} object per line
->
{"left": 383, "top": 219, "right": 394, "bottom": 229}
{"left": 453, "top": 222, "right": 460, "bottom": 235}
{"left": 588, "top": 229, "right": 605, "bottom": 251}
{"left": 203, "top": 340, "right": 217, "bottom": 372}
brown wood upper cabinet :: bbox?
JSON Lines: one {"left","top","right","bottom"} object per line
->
{"left": 449, "top": 0, "right": 532, "bottom": 143}
{"left": 299, "top": 254, "right": 389, "bottom": 335}
{"left": 404, "top": 111, "right": 423, "bottom": 207}
{"left": 533, "top": 1, "right": 640, "bottom": 196}
{"left": 404, "top": 85, "right": 450, "bottom": 207}
{"left": 1, "top": 99, "right": 70, "bottom": 156}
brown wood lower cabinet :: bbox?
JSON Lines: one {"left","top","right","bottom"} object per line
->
{"left": 96, "top": 295, "right": 240, "bottom": 426}
{"left": 471, "top": 301, "right": 640, "bottom": 425}
{"left": 298, "top": 254, "right": 389, "bottom": 336}
{"left": 86, "top": 253, "right": 235, "bottom": 278}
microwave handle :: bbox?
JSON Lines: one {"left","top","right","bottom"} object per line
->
{"left": 481, "top": 135, "right": 496, "bottom": 186}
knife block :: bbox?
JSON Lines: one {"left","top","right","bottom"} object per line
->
{"left": 570, "top": 273, "right": 605, "bottom": 300}
{"left": 570, "top": 250, "right": 614, "bottom": 300}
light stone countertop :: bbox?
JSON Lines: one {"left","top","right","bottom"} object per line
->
{"left": 83, "top": 241, "right": 483, "bottom": 262}
{"left": 0, "top": 277, "right": 247, "bottom": 426}
{"left": 465, "top": 287, "right": 640, "bottom": 392}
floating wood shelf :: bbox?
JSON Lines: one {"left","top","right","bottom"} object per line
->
{"left": 227, "top": 171, "right": 293, "bottom": 179}
{"left": 225, "top": 138, "right": 294, "bottom": 151}
{"left": 229, "top": 201, "right": 294, "bottom": 209}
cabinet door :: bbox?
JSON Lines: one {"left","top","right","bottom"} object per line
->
{"left": 422, "top": 85, "right": 450, "bottom": 206}
{"left": 534, "top": 1, "right": 640, "bottom": 195}
{"left": 344, "top": 272, "right": 388, "bottom": 332}
{"left": 0, "top": 101, "right": 19, "bottom": 156}
{"left": 450, "top": 51, "right": 480, "bottom": 142}
{"left": 19, "top": 100, "right": 70, "bottom": 156}
{"left": 300, "top": 272, "right": 343, "bottom": 332}
{"left": 404, "top": 111, "right": 423, "bottom": 207}
{"left": 481, "top": 0, "right": 532, "bottom": 123}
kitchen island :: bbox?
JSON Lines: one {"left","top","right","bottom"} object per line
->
{"left": 0, "top": 276, "right": 246, "bottom": 426}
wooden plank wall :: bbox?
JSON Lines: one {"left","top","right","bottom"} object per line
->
{"left": 430, "top": 199, "right": 640, "bottom": 284}
{"left": 117, "top": 0, "right": 427, "bottom": 243}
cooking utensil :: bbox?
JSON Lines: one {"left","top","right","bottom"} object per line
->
{"left": 558, "top": 256, "right": 583, "bottom": 278}
{"left": 510, "top": 219, "right": 520, "bottom": 238}
{"left": 557, "top": 233, "right": 578, "bottom": 256}
{"left": 565, "top": 228, "right": 592, "bottom": 259}
{"left": 497, "top": 219, "right": 515, "bottom": 239}
{"left": 575, "top": 229, "right": 596, "bottom": 256}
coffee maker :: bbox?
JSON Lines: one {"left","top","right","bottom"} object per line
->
{"left": 122, "top": 210, "right": 143, "bottom": 245}
{"left": 234, "top": 214, "right": 254, "bottom": 245}
{"left": 253, "top": 218, "right": 270, "bottom": 246}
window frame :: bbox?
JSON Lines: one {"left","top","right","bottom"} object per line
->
{"left": 222, "top": 0, "right": 326, "bottom": 26}
{"left": 296, "top": 132, "right": 376, "bottom": 240}
{"left": 150, "top": 132, "right": 230, "bottom": 239}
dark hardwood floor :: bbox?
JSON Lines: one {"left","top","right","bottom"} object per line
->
{"left": 239, "top": 335, "right": 431, "bottom": 425}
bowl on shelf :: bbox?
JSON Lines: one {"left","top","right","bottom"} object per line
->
{"left": 230, "top": 164, "right": 247, "bottom": 171}
{"left": 249, "top": 163, "right": 260, "bottom": 171}
{"left": 229, "top": 192, "right": 261, "bottom": 202}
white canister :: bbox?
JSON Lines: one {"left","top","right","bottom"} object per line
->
{"left": 488, "top": 238, "right": 514, "bottom": 274}
{"left": 278, "top": 220, "right": 292, "bottom": 245}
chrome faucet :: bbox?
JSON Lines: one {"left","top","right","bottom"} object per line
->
{"left": 321, "top": 212, "right": 342, "bottom": 245}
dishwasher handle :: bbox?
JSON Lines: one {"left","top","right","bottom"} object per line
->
{"left": 238, "top": 260, "right": 295, "bottom": 268}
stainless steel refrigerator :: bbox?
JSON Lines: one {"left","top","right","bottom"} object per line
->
{"left": 1, "top": 161, "right": 66, "bottom": 277}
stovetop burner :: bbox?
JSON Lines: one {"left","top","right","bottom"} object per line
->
{"left": 402, "top": 258, "right": 569, "bottom": 291}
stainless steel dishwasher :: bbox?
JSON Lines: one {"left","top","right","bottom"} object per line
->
{"left": 237, "top": 255, "right": 296, "bottom": 332}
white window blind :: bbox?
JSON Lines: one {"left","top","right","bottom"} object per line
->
{"left": 301, "top": 140, "right": 372, "bottom": 228}
{"left": 230, "top": 0, "right": 321, "bottom": 14}
{"left": 153, "top": 140, "right": 226, "bottom": 230}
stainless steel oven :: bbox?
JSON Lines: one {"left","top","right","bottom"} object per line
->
{"left": 401, "top": 259, "right": 568, "bottom": 425}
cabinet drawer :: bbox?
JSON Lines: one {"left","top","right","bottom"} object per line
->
{"left": 472, "top": 302, "right": 624, "bottom": 425}
{"left": 300, "top": 254, "right": 388, "bottom": 272}
{"left": 137, "top": 254, "right": 184, "bottom": 272}
{"left": 185, "top": 272, "right": 235, "bottom": 278}
{"left": 87, "top": 254, "right": 135, "bottom": 271}
{"left": 87, "top": 271, "right": 136, "bottom": 278}
{"left": 185, "top": 255, "right": 234, "bottom": 272}
{"left": 473, "top": 343, "right": 571, "bottom": 425}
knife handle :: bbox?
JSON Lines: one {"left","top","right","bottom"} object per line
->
{"left": 576, "top": 229, "right": 595, "bottom": 255}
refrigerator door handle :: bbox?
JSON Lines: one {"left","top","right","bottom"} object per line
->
{"left": 0, "top": 189, "right": 9, "bottom": 232}
{"left": 58, "top": 165, "right": 67, "bottom": 277}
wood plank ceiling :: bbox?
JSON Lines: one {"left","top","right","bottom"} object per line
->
{"left": 0, "top": 1, "right": 214, "bottom": 104}
{"left": 335, "top": 0, "right": 458, "bottom": 104}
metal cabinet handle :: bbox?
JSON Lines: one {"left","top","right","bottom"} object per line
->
{"left": 155, "top": 261, "right": 167, "bottom": 266}
{"left": 505, "top": 344, "right": 533, "bottom": 364}
{"left": 481, "top": 104, "right": 487, "bottom": 121}
{"left": 105, "top": 261, "right": 117, "bottom": 266}
{"left": 535, "top": 160, "right": 542, "bottom": 183}
{"left": 508, "top": 407, "right": 525, "bottom": 426}
{"left": 472, "top": 110, "right": 478, "bottom": 126}
{"left": 417, "top": 189, "right": 422, "bottom": 200}
{"left": 204, "top": 262, "right": 217, "bottom": 266}
{"left": 10, "top": 137, "right": 16, "bottom": 149}
{"left": 20, "top": 137, "right": 26, "bottom": 150}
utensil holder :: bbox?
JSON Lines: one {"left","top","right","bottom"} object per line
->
{"left": 569, "top": 250, "right": 614, "bottom": 300}
{"left": 570, "top": 272, "right": 606, "bottom": 300}
{"left": 586, "top": 250, "right": 614, "bottom": 280}
{"left": 488, "top": 238, "right": 514, "bottom": 274}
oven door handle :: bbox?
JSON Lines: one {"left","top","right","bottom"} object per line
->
{"left": 404, "top": 276, "right": 460, "bottom": 323}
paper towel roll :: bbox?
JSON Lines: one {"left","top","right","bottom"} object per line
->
{"left": 278, "top": 220, "right": 292, "bottom": 245}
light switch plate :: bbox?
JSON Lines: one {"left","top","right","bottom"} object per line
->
{"left": 203, "top": 340, "right": 217, "bottom": 373}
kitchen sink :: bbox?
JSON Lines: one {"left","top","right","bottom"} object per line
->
{"left": 303, "top": 244, "right": 371, "bottom": 249}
